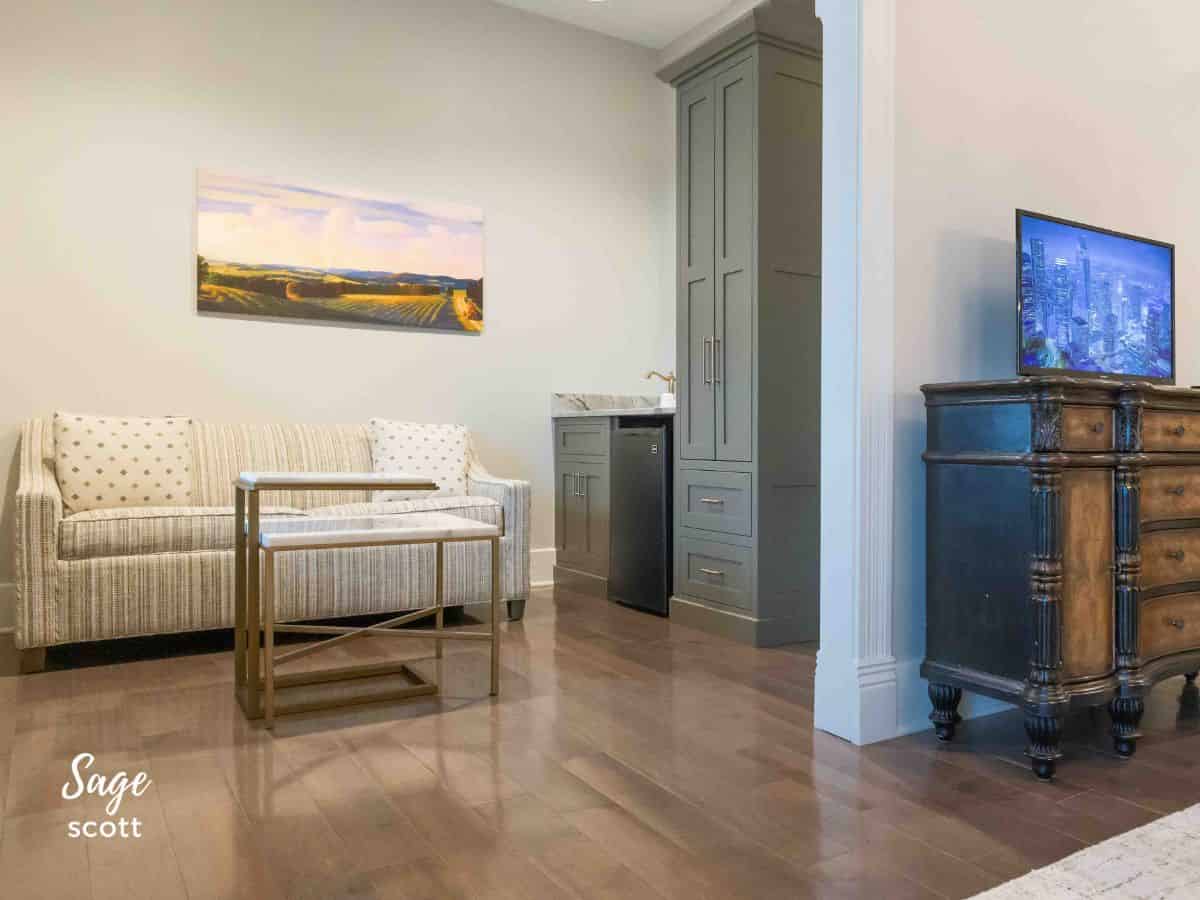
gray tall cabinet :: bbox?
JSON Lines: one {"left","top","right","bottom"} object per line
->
{"left": 658, "top": 0, "right": 821, "bottom": 646}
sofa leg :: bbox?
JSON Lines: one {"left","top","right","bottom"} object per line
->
{"left": 507, "top": 598, "right": 527, "bottom": 622}
{"left": 19, "top": 648, "right": 47, "bottom": 674}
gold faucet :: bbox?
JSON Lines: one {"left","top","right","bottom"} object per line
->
{"left": 645, "top": 370, "right": 676, "bottom": 393}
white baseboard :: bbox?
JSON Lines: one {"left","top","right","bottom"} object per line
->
{"left": 530, "top": 547, "right": 556, "bottom": 587}
{"left": 896, "top": 656, "right": 1014, "bottom": 737}
{"left": 0, "top": 581, "right": 14, "bottom": 633}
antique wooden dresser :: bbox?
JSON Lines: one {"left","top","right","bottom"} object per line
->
{"left": 923, "top": 376, "right": 1200, "bottom": 780}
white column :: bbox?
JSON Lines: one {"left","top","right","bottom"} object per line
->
{"left": 813, "top": 0, "right": 899, "bottom": 745}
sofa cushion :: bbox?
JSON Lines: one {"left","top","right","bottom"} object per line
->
{"left": 368, "top": 419, "right": 468, "bottom": 501}
{"left": 309, "top": 495, "right": 503, "bottom": 530}
{"left": 192, "top": 422, "right": 373, "bottom": 509}
{"left": 54, "top": 412, "right": 196, "bottom": 515}
{"left": 59, "top": 505, "right": 306, "bottom": 560}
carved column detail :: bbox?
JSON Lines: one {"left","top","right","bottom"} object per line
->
{"left": 1114, "top": 466, "right": 1141, "bottom": 673}
{"left": 1031, "top": 399, "right": 1064, "bottom": 452}
{"left": 1025, "top": 467, "right": 1067, "bottom": 779}
{"left": 1115, "top": 397, "right": 1143, "bottom": 452}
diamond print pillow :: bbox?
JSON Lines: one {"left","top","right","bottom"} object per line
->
{"left": 54, "top": 412, "right": 195, "bottom": 514}
{"left": 368, "top": 418, "right": 468, "bottom": 501}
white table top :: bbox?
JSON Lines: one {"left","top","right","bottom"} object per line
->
{"left": 237, "top": 471, "right": 438, "bottom": 490}
{"left": 258, "top": 512, "right": 500, "bottom": 549}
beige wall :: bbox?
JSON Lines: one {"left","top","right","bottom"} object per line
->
{"left": 893, "top": 1, "right": 1200, "bottom": 721}
{"left": 0, "top": 0, "right": 675, "bottom": 622}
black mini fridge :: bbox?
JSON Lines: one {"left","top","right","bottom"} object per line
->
{"left": 608, "top": 417, "right": 672, "bottom": 616}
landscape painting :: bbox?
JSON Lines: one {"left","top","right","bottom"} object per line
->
{"left": 196, "top": 171, "right": 484, "bottom": 332}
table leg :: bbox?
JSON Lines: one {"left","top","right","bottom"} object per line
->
{"left": 263, "top": 549, "right": 275, "bottom": 729}
{"left": 234, "top": 487, "right": 247, "bottom": 689}
{"left": 246, "top": 491, "right": 261, "bottom": 718}
{"left": 435, "top": 541, "right": 444, "bottom": 660}
{"left": 490, "top": 536, "right": 500, "bottom": 696}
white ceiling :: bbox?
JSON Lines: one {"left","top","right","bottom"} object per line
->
{"left": 492, "top": 0, "right": 739, "bottom": 50}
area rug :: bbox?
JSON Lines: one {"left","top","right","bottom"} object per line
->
{"left": 973, "top": 803, "right": 1200, "bottom": 898}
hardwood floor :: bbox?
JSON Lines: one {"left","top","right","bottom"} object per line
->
{"left": 2, "top": 584, "right": 1199, "bottom": 899}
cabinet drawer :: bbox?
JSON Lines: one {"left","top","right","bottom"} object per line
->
{"left": 555, "top": 420, "right": 610, "bottom": 458}
{"left": 1141, "top": 468, "right": 1200, "bottom": 522}
{"left": 1140, "top": 592, "right": 1200, "bottom": 661}
{"left": 676, "top": 536, "right": 752, "bottom": 611}
{"left": 1142, "top": 528, "right": 1200, "bottom": 589}
{"left": 1061, "top": 406, "right": 1112, "bottom": 451}
{"left": 679, "top": 469, "right": 752, "bottom": 536}
{"left": 1144, "top": 411, "right": 1200, "bottom": 451}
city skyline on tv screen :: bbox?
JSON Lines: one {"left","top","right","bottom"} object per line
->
{"left": 1019, "top": 212, "right": 1173, "bottom": 379}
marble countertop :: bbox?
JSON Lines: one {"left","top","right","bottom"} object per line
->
{"left": 551, "top": 393, "right": 676, "bottom": 419}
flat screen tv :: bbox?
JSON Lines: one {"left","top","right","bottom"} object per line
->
{"left": 1017, "top": 210, "right": 1175, "bottom": 383}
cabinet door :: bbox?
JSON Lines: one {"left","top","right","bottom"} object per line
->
{"left": 556, "top": 466, "right": 584, "bottom": 569}
{"left": 714, "top": 58, "right": 755, "bottom": 462}
{"left": 678, "top": 78, "right": 717, "bottom": 460}
{"left": 573, "top": 459, "right": 610, "bottom": 576}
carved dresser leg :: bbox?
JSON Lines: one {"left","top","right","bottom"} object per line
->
{"left": 1024, "top": 711, "right": 1063, "bottom": 781}
{"left": 928, "top": 683, "right": 963, "bottom": 742}
{"left": 1109, "top": 694, "right": 1144, "bottom": 758}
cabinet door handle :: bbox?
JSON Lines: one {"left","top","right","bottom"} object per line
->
{"left": 713, "top": 337, "right": 722, "bottom": 385}
{"left": 1168, "top": 549, "right": 1186, "bottom": 562}
{"left": 574, "top": 473, "right": 583, "bottom": 496}
{"left": 1173, "top": 424, "right": 1188, "bottom": 437}
{"left": 1091, "top": 421, "right": 1105, "bottom": 434}
{"left": 698, "top": 567, "right": 725, "bottom": 578}
{"left": 1166, "top": 617, "right": 1186, "bottom": 630}
{"left": 1168, "top": 485, "right": 1187, "bottom": 497}
{"left": 703, "top": 337, "right": 713, "bottom": 385}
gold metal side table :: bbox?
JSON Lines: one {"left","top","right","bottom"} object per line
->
{"left": 233, "top": 471, "right": 445, "bottom": 721}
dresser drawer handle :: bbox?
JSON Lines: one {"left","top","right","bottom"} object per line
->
{"left": 1168, "top": 485, "right": 1187, "bottom": 497}
{"left": 698, "top": 497, "right": 725, "bottom": 506}
{"left": 1166, "top": 617, "right": 1187, "bottom": 630}
{"left": 1091, "top": 421, "right": 1105, "bottom": 434}
{"left": 1172, "top": 425, "right": 1188, "bottom": 437}
{"left": 1168, "top": 549, "right": 1187, "bottom": 561}
{"left": 698, "top": 567, "right": 725, "bottom": 578}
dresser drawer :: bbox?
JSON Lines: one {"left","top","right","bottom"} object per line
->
{"left": 1061, "top": 406, "right": 1112, "bottom": 451}
{"left": 1144, "top": 411, "right": 1200, "bottom": 451}
{"left": 678, "top": 469, "right": 752, "bottom": 536}
{"left": 676, "top": 536, "right": 752, "bottom": 611}
{"left": 1141, "top": 468, "right": 1200, "bottom": 522}
{"left": 1142, "top": 529, "right": 1200, "bottom": 589}
{"left": 555, "top": 420, "right": 610, "bottom": 458}
{"left": 1140, "top": 592, "right": 1200, "bottom": 661}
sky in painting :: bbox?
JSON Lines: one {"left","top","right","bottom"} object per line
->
{"left": 197, "top": 171, "right": 484, "bottom": 278}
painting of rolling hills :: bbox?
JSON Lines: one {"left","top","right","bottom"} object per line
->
{"left": 196, "top": 172, "right": 484, "bottom": 332}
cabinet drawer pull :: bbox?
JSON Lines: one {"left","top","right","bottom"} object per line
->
{"left": 698, "top": 497, "right": 725, "bottom": 505}
{"left": 1166, "top": 616, "right": 1187, "bottom": 630}
{"left": 1172, "top": 424, "right": 1188, "bottom": 437}
{"left": 698, "top": 567, "right": 725, "bottom": 578}
{"left": 1168, "top": 485, "right": 1187, "bottom": 497}
{"left": 1168, "top": 549, "right": 1187, "bottom": 562}
{"left": 1090, "top": 421, "right": 1105, "bottom": 434}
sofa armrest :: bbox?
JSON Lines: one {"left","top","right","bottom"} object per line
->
{"left": 466, "top": 453, "right": 531, "bottom": 604}
{"left": 15, "top": 419, "right": 64, "bottom": 649}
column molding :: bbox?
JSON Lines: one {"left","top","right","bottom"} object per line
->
{"left": 813, "top": 0, "right": 899, "bottom": 745}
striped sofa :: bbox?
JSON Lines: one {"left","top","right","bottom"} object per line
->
{"left": 14, "top": 419, "right": 530, "bottom": 670}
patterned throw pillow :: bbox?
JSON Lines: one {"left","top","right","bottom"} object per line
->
{"left": 368, "top": 418, "right": 468, "bottom": 501}
{"left": 54, "top": 412, "right": 195, "bottom": 514}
